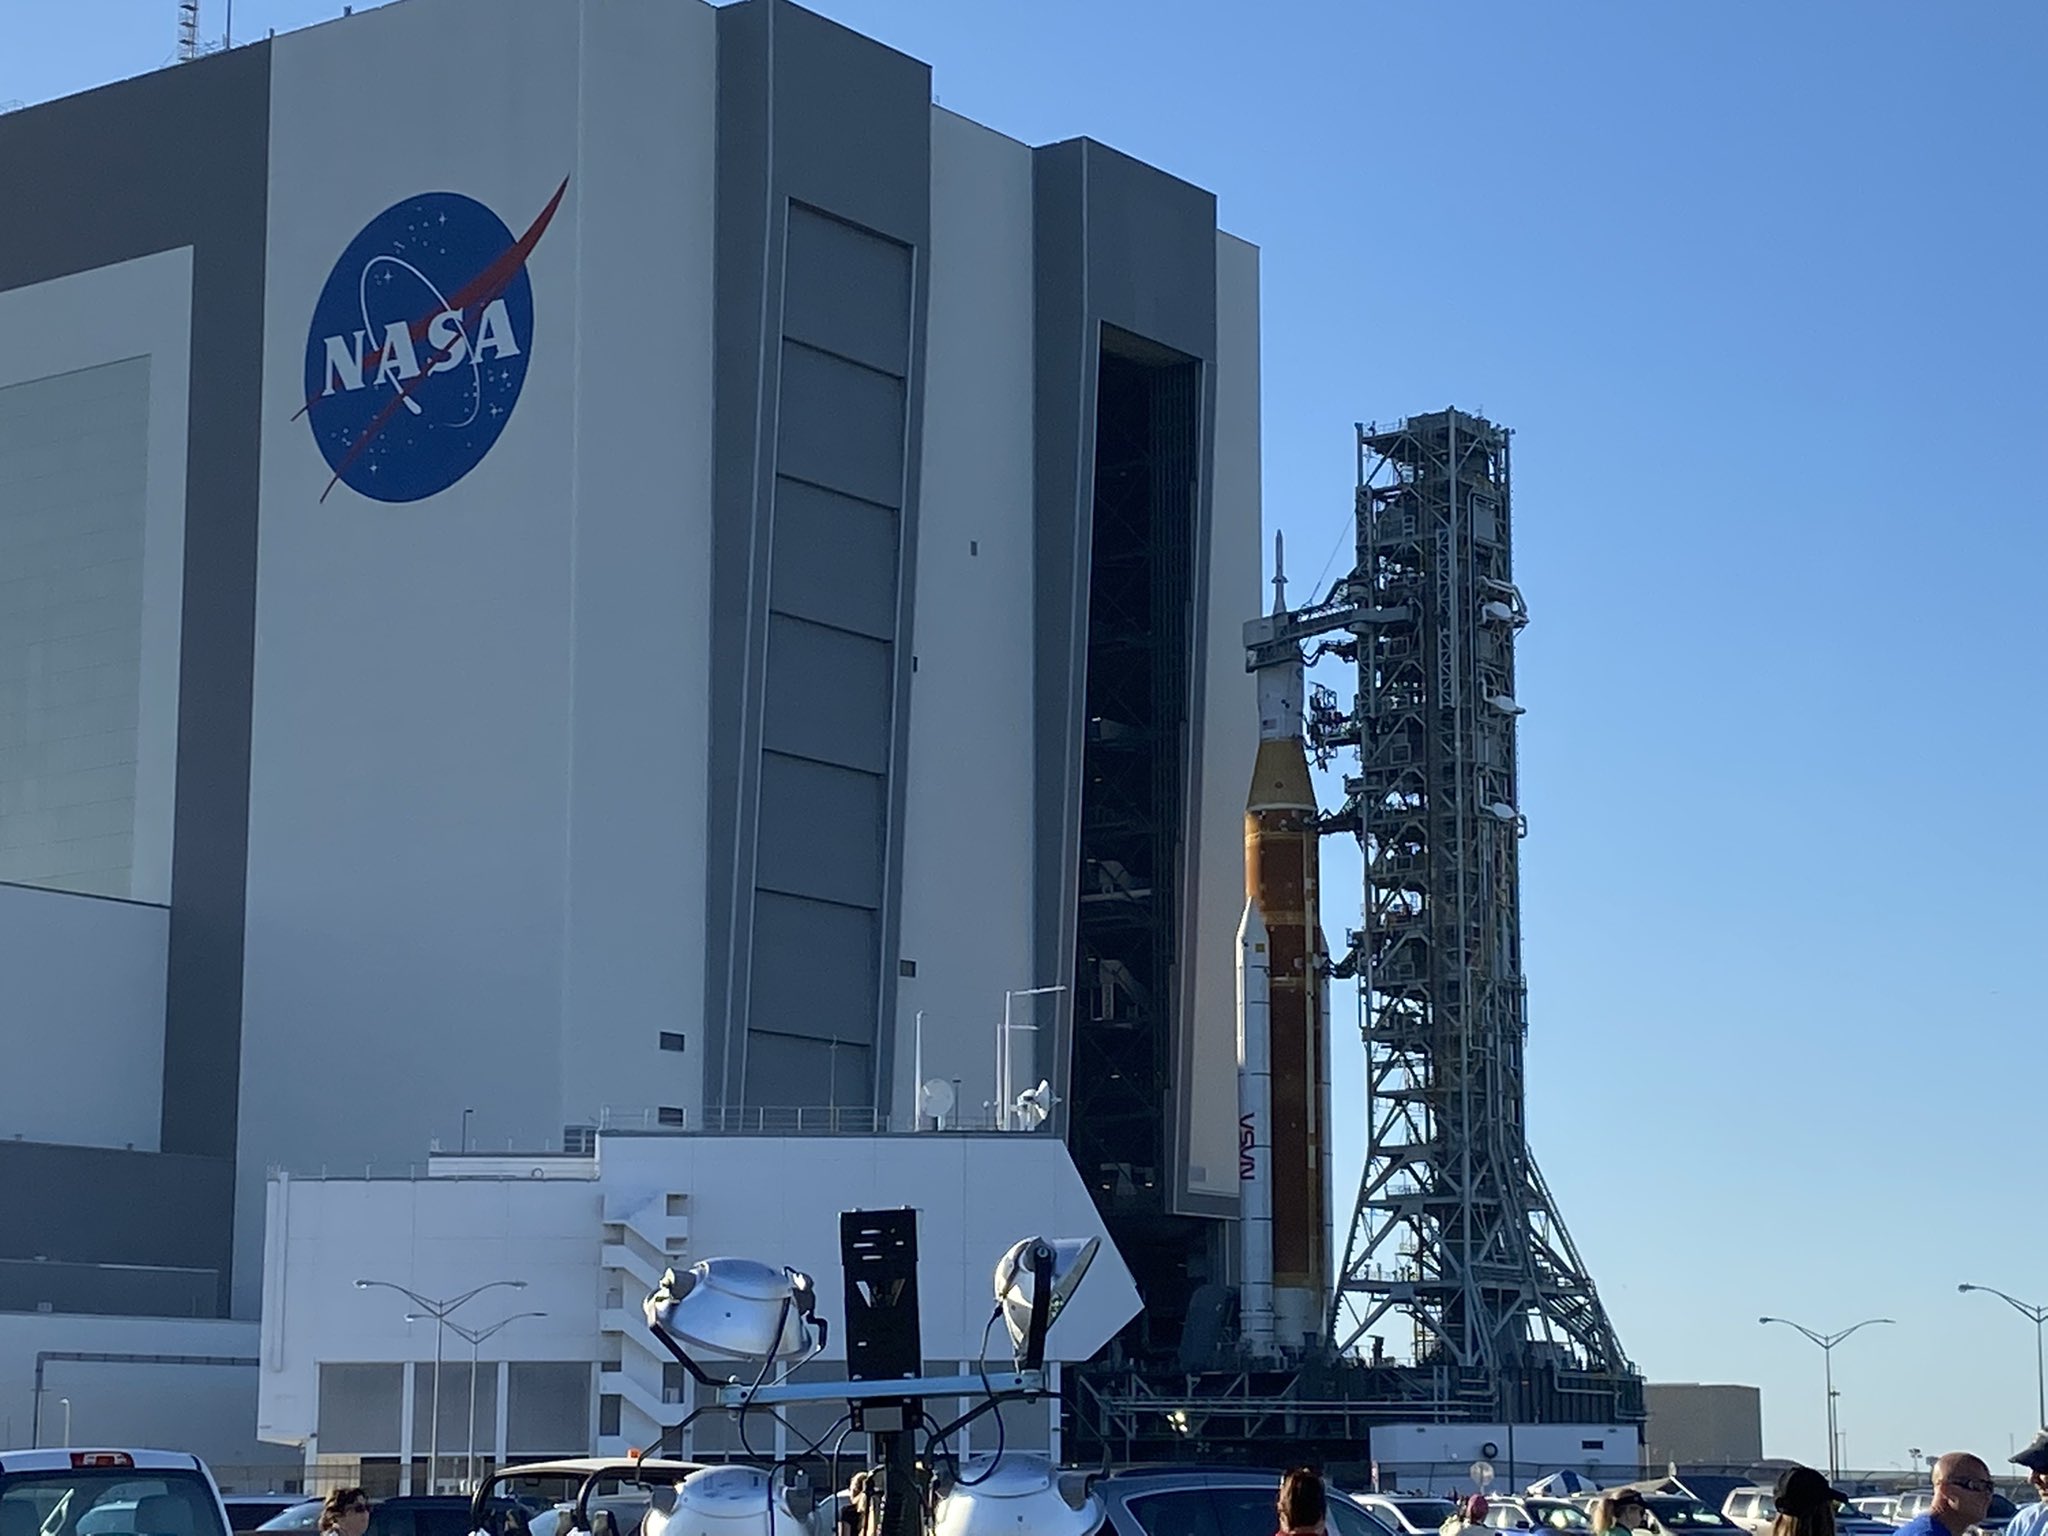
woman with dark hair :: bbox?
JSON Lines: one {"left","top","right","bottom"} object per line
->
{"left": 1278, "top": 1468, "right": 1329, "bottom": 1536}
{"left": 318, "top": 1492, "right": 371, "bottom": 1536}
{"left": 1769, "top": 1467, "right": 1845, "bottom": 1536}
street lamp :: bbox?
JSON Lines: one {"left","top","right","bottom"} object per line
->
{"left": 358, "top": 1277, "right": 526, "bottom": 1493}
{"left": 1759, "top": 1315, "right": 1895, "bottom": 1483}
{"left": 1959, "top": 1283, "right": 2048, "bottom": 1430}
{"left": 414, "top": 1310, "right": 546, "bottom": 1491}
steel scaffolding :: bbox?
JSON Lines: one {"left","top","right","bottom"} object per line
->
{"left": 1322, "top": 410, "right": 1631, "bottom": 1398}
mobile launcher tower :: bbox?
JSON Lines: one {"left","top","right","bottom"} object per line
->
{"left": 1077, "top": 410, "right": 1640, "bottom": 1463}
{"left": 1318, "top": 408, "right": 1638, "bottom": 1418}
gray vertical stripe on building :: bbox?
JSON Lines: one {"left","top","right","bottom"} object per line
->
{"left": 0, "top": 43, "right": 270, "bottom": 1316}
{"left": 707, "top": 0, "right": 931, "bottom": 1113}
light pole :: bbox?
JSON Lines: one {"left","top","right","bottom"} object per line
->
{"left": 1959, "top": 1284, "right": 2048, "bottom": 1430}
{"left": 415, "top": 1310, "right": 545, "bottom": 1490}
{"left": 999, "top": 985, "right": 1067, "bottom": 1130}
{"left": 1760, "top": 1315, "right": 1895, "bottom": 1483}
{"left": 59, "top": 1398, "right": 71, "bottom": 1448}
{"left": 358, "top": 1277, "right": 526, "bottom": 1492}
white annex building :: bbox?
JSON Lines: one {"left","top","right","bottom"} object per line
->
{"left": 259, "top": 1136, "right": 1139, "bottom": 1490}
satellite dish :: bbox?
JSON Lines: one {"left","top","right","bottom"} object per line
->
{"left": 1488, "top": 694, "right": 1525, "bottom": 716}
{"left": 1487, "top": 802, "right": 1519, "bottom": 822}
{"left": 919, "top": 1078, "right": 956, "bottom": 1124}
{"left": 1014, "top": 1079, "right": 1054, "bottom": 1128}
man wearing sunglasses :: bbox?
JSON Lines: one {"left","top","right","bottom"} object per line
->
{"left": 1896, "top": 1454, "right": 1998, "bottom": 1536}
{"left": 2003, "top": 1433, "right": 2048, "bottom": 1536}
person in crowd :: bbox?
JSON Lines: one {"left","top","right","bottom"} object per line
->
{"left": 319, "top": 1492, "right": 371, "bottom": 1536}
{"left": 1893, "top": 1455, "right": 1997, "bottom": 1536}
{"left": 2004, "top": 1435, "right": 2048, "bottom": 1536}
{"left": 1277, "top": 1468, "right": 1328, "bottom": 1536}
{"left": 1440, "top": 1497, "right": 1490, "bottom": 1536}
{"left": 1591, "top": 1491, "right": 1647, "bottom": 1536}
{"left": 1769, "top": 1465, "right": 1847, "bottom": 1536}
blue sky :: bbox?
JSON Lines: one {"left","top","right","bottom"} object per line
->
{"left": 12, "top": 0, "right": 2048, "bottom": 1475}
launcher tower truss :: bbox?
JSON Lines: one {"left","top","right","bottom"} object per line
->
{"left": 1322, "top": 409, "right": 1630, "bottom": 1399}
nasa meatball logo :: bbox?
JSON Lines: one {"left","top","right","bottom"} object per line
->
{"left": 301, "top": 177, "right": 567, "bottom": 503}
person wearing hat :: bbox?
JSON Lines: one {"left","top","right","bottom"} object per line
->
{"left": 1895, "top": 1454, "right": 1997, "bottom": 1536}
{"left": 2003, "top": 1432, "right": 2048, "bottom": 1536}
{"left": 1770, "top": 1466, "right": 1847, "bottom": 1536}
{"left": 1439, "top": 1497, "right": 1490, "bottom": 1536}
{"left": 1591, "top": 1491, "right": 1648, "bottom": 1536}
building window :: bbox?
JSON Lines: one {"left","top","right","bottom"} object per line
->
{"left": 657, "top": 1107, "right": 686, "bottom": 1127}
{"left": 598, "top": 1394, "right": 621, "bottom": 1437}
{"left": 563, "top": 1125, "right": 596, "bottom": 1155}
{"left": 659, "top": 1031, "right": 686, "bottom": 1052}
{"left": 899, "top": 959, "right": 917, "bottom": 978}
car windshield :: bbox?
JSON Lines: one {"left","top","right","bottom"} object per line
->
{"left": 1528, "top": 1504, "right": 1589, "bottom": 1529}
{"left": 0, "top": 1468, "right": 229, "bottom": 1536}
{"left": 255, "top": 1506, "right": 320, "bottom": 1534}
{"left": 1645, "top": 1501, "right": 1734, "bottom": 1529}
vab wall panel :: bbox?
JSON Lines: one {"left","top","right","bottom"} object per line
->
{"left": 890, "top": 111, "right": 1039, "bottom": 1124}
{"left": 707, "top": 0, "right": 930, "bottom": 1114}
{"left": 0, "top": 48, "right": 262, "bottom": 1317}
{"left": 242, "top": 0, "right": 717, "bottom": 1311}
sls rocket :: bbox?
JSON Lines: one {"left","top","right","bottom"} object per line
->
{"left": 1237, "top": 534, "right": 1332, "bottom": 1352}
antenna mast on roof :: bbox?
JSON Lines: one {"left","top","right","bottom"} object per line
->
{"left": 177, "top": 0, "right": 201, "bottom": 61}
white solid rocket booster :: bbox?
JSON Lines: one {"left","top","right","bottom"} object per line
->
{"left": 1237, "top": 896, "right": 1276, "bottom": 1353}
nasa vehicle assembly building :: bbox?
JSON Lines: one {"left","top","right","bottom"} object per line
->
{"left": 0, "top": 0, "right": 1267, "bottom": 1463}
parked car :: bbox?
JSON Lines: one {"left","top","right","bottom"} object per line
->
{"left": 1850, "top": 1500, "right": 1901, "bottom": 1526}
{"left": 0, "top": 1450, "right": 234, "bottom": 1536}
{"left": 223, "top": 1501, "right": 302, "bottom": 1535}
{"left": 1722, "top": 1489, "right": 1776, "bottom": 1536}
{"left": 257, "top": 1496, "right": 531, "bottom": 1536}
{"left": 1891, "top": 1491, "right": 2014, "bottom": 1536}
{"left": 1355, "top": 1496, "right": 1461, "bottom": 1536}
{"left": 1485, "top": 1499, "right": 1592, "bottom": 1532}
{"left": 1639, "top": 1496, "right": 1742, "bottom": 1536}
{"left": 1100, "top": 1468, "right": 1396, "bottom": 1536}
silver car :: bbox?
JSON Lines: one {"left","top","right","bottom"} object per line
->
{"left": 1097, "top": 1469, "right": 1397, "bottom": 1536}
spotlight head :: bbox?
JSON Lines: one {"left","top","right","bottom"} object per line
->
{"left": 659, "top": 1467, "right": 806, "bottom": 1536}
{"left": 993, "top": 1236, "right": 1100, "bottom": 1357}
{"left": 932, "top": 1456, "right": 1104, "bottom": 1536}
{"left": 644, "top": 1257, "right": 816, "bottom": 1360}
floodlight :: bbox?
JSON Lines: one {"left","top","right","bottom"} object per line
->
{"left": 647, "top": 1467, "right": 807, "bottom": 1536}
{"left": 993, "top": 1235, "right": 1100, "bottom": 1360}
{"left": 644, "top": 1257, "right": 817, "bottom": 1360}
{"left": 932, "top": 1455, "right": 1104, "bottom": 1536}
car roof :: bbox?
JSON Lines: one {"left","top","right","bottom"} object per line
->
{"left": 0, "top": 1452, "right": 207, "bottom": 1475}
{"left": 493, "top": 1461, "right": 705, "bottom": 1479}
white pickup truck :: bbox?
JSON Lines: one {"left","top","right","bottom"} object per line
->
{"left": 0, "top": 1450, "right": 235, "bottom": 1536}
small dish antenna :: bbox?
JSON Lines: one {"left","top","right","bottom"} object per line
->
{"left": 919, "top": 1077, "right": 956, "bottom": 1127}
